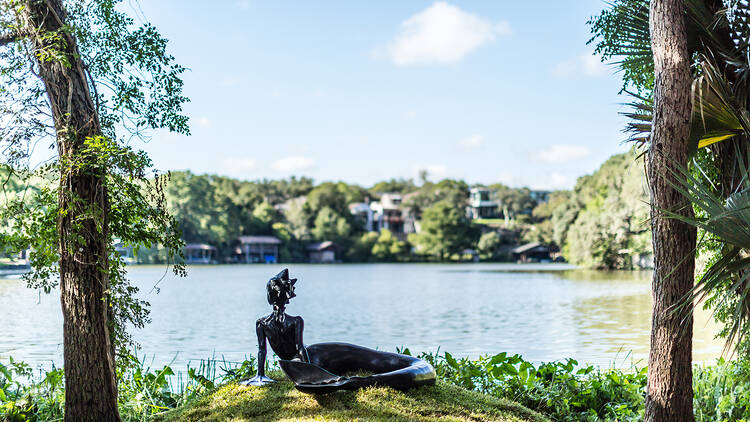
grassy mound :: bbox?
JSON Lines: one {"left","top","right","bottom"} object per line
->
{"left": 158, "top": 373, "right": 549, "bottom": 422}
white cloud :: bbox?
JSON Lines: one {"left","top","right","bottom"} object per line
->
{"left": 536, "top": 144, "right": 592, "bottom": 163}
{"left": 552, "top": 53, "right": 607, "bottom": 77}
{"left": 197, "top": 117, "right": 212, "bottom": 129}
{"left": 532, "top": 172, "right": 573, "bottom": 190}
{"left": 222, "top": 157, "right": 257, "bottom": 177}
{"left": 458, "top": 134, "right": 483, "bottom": 150}
{"left": 383, "top": 2, "right": 511, "bottom": 66}
{"left": 272, "top": 156, "right": 316, "bottom": 172}
{"left": 236, "top": 0, "right": 250, "bottom": 10}
{"left": 581, "top": 53, "right": 606, "bottom": 76}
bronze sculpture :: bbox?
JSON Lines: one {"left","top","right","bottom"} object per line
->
{"left": 243, "top": 269, "right": 436, "bottom": 393}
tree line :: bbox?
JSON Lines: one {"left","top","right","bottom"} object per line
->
{"left": 134, "top": 148, "right": 651, "bottom": 267}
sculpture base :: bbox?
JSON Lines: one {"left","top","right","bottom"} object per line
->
{"left": 242, "top": 375, "right": 276, "bottom": 386}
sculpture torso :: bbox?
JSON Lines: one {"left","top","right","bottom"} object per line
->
{"left": 257, "top": 313, "right": 307, "bottom": 361}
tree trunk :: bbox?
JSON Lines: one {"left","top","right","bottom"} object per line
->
{"left": 21, "top": 1, "right": 120, "bottom": 421}
{"left": 645, "top": 0, "right": 696, "bottom": 421}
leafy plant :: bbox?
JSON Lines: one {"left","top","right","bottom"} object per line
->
{"left": 420, "top": 351, "right": 647, "bottom": 421}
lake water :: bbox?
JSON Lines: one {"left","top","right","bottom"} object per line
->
{"left": 0, "top": 263, "right": 724, "bottom": 370}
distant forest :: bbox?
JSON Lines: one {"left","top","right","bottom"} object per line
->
{"left": 0, "top": 149, "right": 651, "bottom": 269}
{"left": 150, "top": 149, "right": 651, "bottom": 268}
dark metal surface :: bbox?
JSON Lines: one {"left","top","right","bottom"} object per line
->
{"left": 243, "top": 269, "right": 437, "bottom": 393}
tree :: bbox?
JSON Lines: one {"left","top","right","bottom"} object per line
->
{"left": 371, "top": 229, "right": 407, "bottom": 261}
{"left": 488, "top": 184, "right": 535, "bottom": 223}
{"left": 369, "top": 178, "right": 418, "bottom": 195}
{"left": 404, "top": 179, "right": 469, "bottom": 218}
{"left": 645, "top": 0, "right": 696, "bottom": 419}
{"left": 413, "top": 200, "right": 478, "bottom": 261}
{"left": 347, "top": 231, "right": 379, "bottom": 262}
{"left": 0, "top": 1, "right": 188, "bottom": 420}
{"left": 559, "top": 151, "right": 651, "bottom": 269}
{"left": 311, "top": 206, "right": 350, "bottom": 242}
{"left": 477, "top": 231, "right": 501, "bottom": 261}
{"left": 253, "top": 201, "right": 278, "bottom": 228}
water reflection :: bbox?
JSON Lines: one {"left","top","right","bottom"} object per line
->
{"left": 0, "top": 264, "right": 725, "bottom": 369}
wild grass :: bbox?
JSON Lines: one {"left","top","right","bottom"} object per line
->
{"left": 2, "top": 350, "right": 750, "bottom": 421}
{"left": 157, "top": 373, "right": 549, "bottom": 422}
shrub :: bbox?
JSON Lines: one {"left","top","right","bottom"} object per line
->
{"left": 418, "top": 351, "right": 646, "bottom": 421}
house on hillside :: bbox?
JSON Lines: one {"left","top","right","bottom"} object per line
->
{"left": 184, "top": 243, "right": 217, "bottom": 264}
{"left": 512, "top": 242, "right": 551, "bottom": 263}
{"left": 238, "top": 235, "right": 281, "bottom": 263}
{"left": 467, "top": 187, "right": 500, "bottom": 220}
{"left": 306, "top": 241, "right": 338, "bottom": 263}
{"left": 530, "top": 190, "right": 550, "bottom": 204}
{"left": 349, "top": 202, "right": 375, "bottom": 231}
{"left": 371, "top": 193, "right": 405, "bottom": 236}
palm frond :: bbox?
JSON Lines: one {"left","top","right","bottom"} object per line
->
{"left": 689, "top": 58, "right": 750, "bottom": 153}
{"left": 658, "top": 152, "right": 750, "bottom": 353}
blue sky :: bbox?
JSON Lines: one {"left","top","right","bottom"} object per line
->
{"left": 134, "top": 0, "right": 630, "bottom": 190}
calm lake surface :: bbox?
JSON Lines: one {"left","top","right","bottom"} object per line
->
{"left": 0, "top": 263, "right": 724, "bottom": 370}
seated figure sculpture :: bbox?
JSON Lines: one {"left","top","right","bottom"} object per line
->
{"left": 243, "top": 269, "right": 436, "bottom": 393}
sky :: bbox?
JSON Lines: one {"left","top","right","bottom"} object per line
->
{"left": 130, "top": 0, "right": 630, "bottom": 190}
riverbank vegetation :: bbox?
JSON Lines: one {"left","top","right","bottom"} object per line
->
{"left": 4, "top": 351, "right": 750, "bottom": 421}
{"left": 2, "top": 147, "right": 653, "bottom": 269}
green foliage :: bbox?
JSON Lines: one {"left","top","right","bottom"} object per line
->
{"left": 693, "top": 358, "right": 750, "bottom": 422}
{"left": 0, "top": 0, "right": 191, "bottom": 366}
{"left": 347, "top": 231, "right": 380, "bottom": 262}
{"left": 489, "top": 184, "right": 536, "bottom": 222}
{"left": 422, "top": 351, "right": 647, "bottom": 422}
{"left": 0, "top": 358, "right": 64, "bottom": 421}
{"left": 554, "top": 151, "right": 651, "bottom": 269}
{"left": 412, "top": 200, "right": 478, "bottom": 261}
{"left": 477, "top": 231, "right": 501, "bottom": 261}
{"left": 371, "top": 229, "right": 408, "bottom": 262}
{"left": 587, "top": 0, "right": 653, "bottom": 94}
{"left": 369, "top": 178, "right": 419, "bottom": 195}
{"left": 403, "top": 179, "right": 469, "bottom": 218}
{"left": 6, "top": 350, "right": 750, "bottom": 422}
{"left": 311, "top": 206, "right": 351, "bottom": 243}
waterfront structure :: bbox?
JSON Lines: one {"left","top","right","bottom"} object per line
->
{"left": 467, "top": 187, "right": 500, "bottom": 220}
{"left": 184, "top": 243, "right": 217, "bottom": 264}
{"left": 238, "top": 235, "right": 281, "bottom": 263}
{"left": 512, "top": 242, "right": 551, "bottom": 263}
{"left": 306, "top": 241, "right": 337, "bottom": 263}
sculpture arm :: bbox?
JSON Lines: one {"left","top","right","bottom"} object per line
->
{"left": 243, "top": 319, "right": 274, "bottom": 386}
{"left": 295, "top": 316, "right": 308, "bottom": 362}
{"left": 256, "top": 320, "right": 267, "bottom": 377}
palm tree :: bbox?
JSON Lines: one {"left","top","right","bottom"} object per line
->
{"left": 591, "top": 0, "right": 750, "bottom": 420}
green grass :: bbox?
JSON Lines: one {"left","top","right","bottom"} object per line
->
{"left": 157, "top": 371, "right": 549, "bottom": 422}
{"left": 474, "top": 218, "right": 507, "bottom": 226}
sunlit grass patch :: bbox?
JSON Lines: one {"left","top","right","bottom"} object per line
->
{"left": 157, "top": 371, "right": 549, "bottom": 422}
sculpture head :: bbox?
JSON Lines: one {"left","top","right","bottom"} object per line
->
{"left": 267, "top": 268, "right": 297, "bottom": 312}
